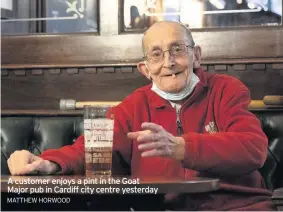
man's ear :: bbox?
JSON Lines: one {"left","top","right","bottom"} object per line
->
{"left": 137, "top": 62, "right": 151, "bottom": 80}
{"left": 193, "top": 45, "right": 202, "bottom": 68}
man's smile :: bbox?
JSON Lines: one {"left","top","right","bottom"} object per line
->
{"left": 162, "top": 71, "right": 183, "bottom": 77}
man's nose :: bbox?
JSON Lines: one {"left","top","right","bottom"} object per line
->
{"left": 163, "top": 51, "right": 175, "bottom": 68}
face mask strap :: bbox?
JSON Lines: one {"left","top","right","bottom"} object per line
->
{"left": 145, "top": 62, "right": 152, "bottom": 80}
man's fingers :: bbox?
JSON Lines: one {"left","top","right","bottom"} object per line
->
{"left": 11, "top": 153, "right": 23, "bottom": 175}
{"left": 127, "top": 132, "right": 139, "bottom": 140}
{"left": 7, "top": 150, "right": 43, "bottom": 175}
{"left": 141, "top": 149, "right": 166, "bottom": 157}
{"left": 137, "top": 133, "right": 161, "bottom": 143}
{"left": 127, "top": 130, "right": 151, "bottom": 140}
{"left": 138, "top": 141, "right": 164, "bottom": 151}
{"left": 30, "top": 154, "right": 42, "bottom": 163}
{"left": 141, "top": 122, "right": 163, "bottom": 133}
{"left": 19, "top": 160, "right": 43, "bottom": 175}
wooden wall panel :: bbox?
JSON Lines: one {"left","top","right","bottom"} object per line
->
{"left": 1, "top": 63, "right": 283, "bottom": 110}
{"left": 1, "top": 67, "right": 149, "bottom": 109}
{"left": 2, "top": 28, "right": 283, "bottom": 68}
{"left": 2, "top": 0, "right": 282, "bottom": 112}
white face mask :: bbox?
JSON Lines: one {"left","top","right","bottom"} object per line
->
{"left": 151, "top": 72, "right": 200, "bottom": 101}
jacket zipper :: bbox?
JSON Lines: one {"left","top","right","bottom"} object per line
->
{"left": 175, "top": 105, "right": 186, "bottom": 179}
{"left": 176, "top": 107, "right": 183, "bottom": 136}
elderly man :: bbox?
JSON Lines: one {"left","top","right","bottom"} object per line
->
{"left": 8, "top": 21, "right": 274, "bottom": 210}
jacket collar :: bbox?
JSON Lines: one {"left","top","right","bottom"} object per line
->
{"left": 148, "top": 67, "right": 209, "bottom": 108}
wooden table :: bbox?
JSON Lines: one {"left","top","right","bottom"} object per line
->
{"left": 272, "top": 187, "right": 283, "bottom": 211}
{"left": 1, "top": 175, "right": 220, "bottom": 211}
{"left": 1, "top": 175, "right": 219, "bottom": 194}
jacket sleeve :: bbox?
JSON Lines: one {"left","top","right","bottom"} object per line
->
{"left": 111, "top": 105, "right": 132, "bottom": 176}
{"left": 181, "top": 79, "right": 268, "bottom": 176}
{"left": 40, "top": 135, "right": 85, "bottom": 175}
{"left": 40, "top": 106, "right": 132, "bottom": 176}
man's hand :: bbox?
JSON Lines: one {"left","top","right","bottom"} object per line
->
{"left": 127, "top": 122, "right": 186, "bottom": 161}
{"left": 7, "top": 150, "right": 60, "bottom": 175}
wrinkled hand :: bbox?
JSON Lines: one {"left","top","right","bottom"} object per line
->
{"left": 127, "top": 122, "right": 185, "bottom": 161}
{"left": 7, "top": 150, "right": 60, "bottom": 175}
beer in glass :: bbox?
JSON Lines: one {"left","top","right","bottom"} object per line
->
{"left": 84, "top": 105, "right": 114, "bottom": 176}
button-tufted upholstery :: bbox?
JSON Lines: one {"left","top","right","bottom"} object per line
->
{"left": 256, "top": 111, "right": 283, "bottom": 190}
{"left": 1, "top": 116, "right": 84, "bottom": 174}
{"left": 1, "top": 110, "right": 283, "bottom": 209}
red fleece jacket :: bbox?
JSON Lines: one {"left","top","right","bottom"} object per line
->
{"left": 41, "top": 68, "right": 274, "bottom": 210}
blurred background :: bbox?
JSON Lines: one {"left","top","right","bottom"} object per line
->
{"left": 1, "top": 0, "right": 282, "bottom": 35}
{"left": 124, "top": 0, "right": 282, "bottom": 30}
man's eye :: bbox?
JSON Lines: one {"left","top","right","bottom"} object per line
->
{"left": 172, "top": 46, "right": 182, "bottom": 52}
{"left": 151, "top": 51, "right": 162, "bottom": 57}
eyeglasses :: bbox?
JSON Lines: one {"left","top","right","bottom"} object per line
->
{"left": 144, "top": 44, "right": 193, "bottom": 64}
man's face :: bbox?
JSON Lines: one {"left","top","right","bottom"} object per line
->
{"left": 142, "top": 23, "right": 194, "bottom": 93}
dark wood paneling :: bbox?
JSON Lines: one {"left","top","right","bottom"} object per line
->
{"left": 2, "top": 28, "right": 283, "bottom": 68}
{"left": 1, "top": 110, "right": 82, "bottom": 116}
{"left": 1, "top": 67, "right": 149, "bottom": 109}
{"left": 1, "top": 64, "right": 283, "bottom": 110}
{"left": 2, "top": 108, "right": 283, "bottom": 116}
{"left": 208, "top": 64, "right": 283, "bottom": 99}
{"left": 2, "top": 0, "right": 282, "bottom": 112}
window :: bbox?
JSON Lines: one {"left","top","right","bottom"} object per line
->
{"left": 123, "top": 0, "right": 282, "bottom": 30}
{"left": 1, "top": 0, "right": 98, "bottom": 35}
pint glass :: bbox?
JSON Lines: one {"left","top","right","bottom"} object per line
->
{"left": 83, "top": 105, "right": 114, "bottom": 176}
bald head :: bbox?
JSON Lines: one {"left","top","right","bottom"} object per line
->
{"left": 142, "top": 21, "right": 195, "bottom": 55}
